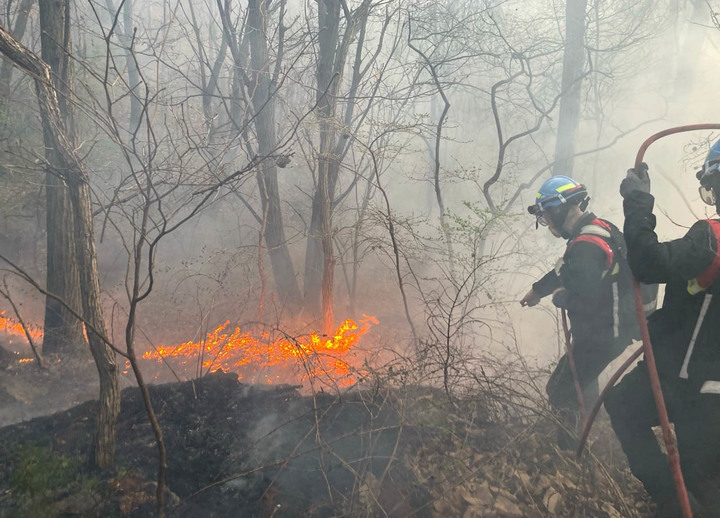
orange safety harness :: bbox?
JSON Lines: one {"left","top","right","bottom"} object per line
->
{"left": 566, "top": 218, "right": 616, "bottom": 271}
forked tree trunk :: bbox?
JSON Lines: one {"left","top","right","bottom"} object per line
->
{"left": 217, "top": 0, "right": 302, "bottom": 312}
{"left": 304, "top": 0, "right": 369, "bottom": 326}
{"left": 38, "top": 0, "right": 86, "bottom": 355}
{"left": 0, "top": 24, "right": 120, "bottom": 469}
{"left": 303, "top": 0, "right": 340, "bottom": 324}
{"left": 553, "top": 0, "right": 587, "bottom": 176}
{"left": 247, "top": 0, "right": 302, "bottom": 311}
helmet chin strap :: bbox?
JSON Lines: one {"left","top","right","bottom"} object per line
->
{"left": 550, "top": 196, "right": 588, "bottom": 239}
{"left": 548, "top": 205, "right": 571, "bottom": 238}
{"left": 579, "top": 196, "right": 590, "bottom": 212}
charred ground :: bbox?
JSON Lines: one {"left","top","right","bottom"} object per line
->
{"left": 0, "top": 352, "right": 657, "bottom": 518}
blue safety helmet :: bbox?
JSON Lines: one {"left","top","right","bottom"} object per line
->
{"left": 697, "top": 139, "right": 720, "bottom": 206}
{"left": 532, "top": 176, "right": 587, "bottom": 211}
{"left": 528, "top": 176, "right": 589, "bottom": 236}
{"left": 528, "top": 175, "right": 588, "bottom": 222}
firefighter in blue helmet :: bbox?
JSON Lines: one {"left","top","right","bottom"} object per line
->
{"left": 521, "top": 176, "right": 641, "bottom": 449}
{"left": 606, "top": 141, "right": 720, "bottom": 516}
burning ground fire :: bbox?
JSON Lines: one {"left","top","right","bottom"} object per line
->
{"left": 0, "top": 310, "right": 42, "bottom": 344}
{"left": 141, "top": 316, "right": 379, "bottom": 388}
{"left": 2, "top": 309, "right": 378, "bottom": 388}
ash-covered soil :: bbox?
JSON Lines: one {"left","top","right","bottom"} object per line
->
{"left": 0, "top": 358, "right": 655, "bottom": 517}
{"left": 0, "top": 345, "right": 102, "bottom": 427}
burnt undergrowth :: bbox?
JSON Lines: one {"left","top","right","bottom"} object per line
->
{"left": 0, "top": 365, "right": 655, "bottom": 518}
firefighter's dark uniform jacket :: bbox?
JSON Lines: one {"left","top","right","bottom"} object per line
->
{"left": 532, "top": 211, "right": 638, "bottom": 353}
{"left": 623, "top": 191, "right": 720, "bottom": 389}
{"left": 533, "top": 212, "right": 639, "bottom": 438}
{"left": 605, "top": 190, "right": 720, "bottom": 505}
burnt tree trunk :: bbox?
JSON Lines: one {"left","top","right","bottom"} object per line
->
{"left": 246, "top": 0, "right": 302, "bottom": 311}
{"left": 39, "top": 0, "right": 86, "bottom": 355}
{"left": 0, "top": 24, "right": 120, "bottom": 469}
{"left": 553, "top": 0, "right": 587, "bottom": 176}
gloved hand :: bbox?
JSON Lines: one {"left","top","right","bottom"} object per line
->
{"left": 551, "top": 288, "right": 569, "bottom": 309}
{"left": 620, "top": 162, "right": 651, "bottom": 198}
{"left": 520, "top": 288, "right": 542, "bottom": 307}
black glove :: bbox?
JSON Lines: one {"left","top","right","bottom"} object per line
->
{"left": 551, "top": 288, "right": 569, "bottom": 309}
{"left": 620, "top": 162, "right": 651, "bottom": 198}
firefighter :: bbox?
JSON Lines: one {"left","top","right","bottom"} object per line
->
{"left": 605, "top": 142, "right": 720, "bottom": 516}
{"left": 521, "top": 176, "right": 640, "bottom": 449}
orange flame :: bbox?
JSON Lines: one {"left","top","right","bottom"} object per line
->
{"left": 142, "top": 316, "right": 378, "bottom": 387}
{"left": 2, "top": 306, "right": 379, "bottom": 388}
{"left": 0, "top": 310, "right": 43, "bottom": 343}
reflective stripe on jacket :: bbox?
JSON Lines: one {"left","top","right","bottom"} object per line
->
{"left": 623, "top": 191, "right": 720, "bottom": 387}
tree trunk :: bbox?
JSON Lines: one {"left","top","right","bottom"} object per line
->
{"left": 39, "top": 0, "right": 86, "bottom": 355}
{"left": 68, "top": 171, "right": 120, "bottom": 469}
{"left": 0, "top": 24, "right": 121, "bottom": 469}
{"left": 122, "top": 0, "right": 141, "bottom": 130}
{"left": 553, "top": 0, "right": 587, "bottom": 177}
{"left": 247, "top": 0, "right": 302, "bottom": 311}
{"left": 304, "top": 0, "right": 341, "bottom": 323}
{"left": 303, "top": 1, "right": 368, "bottom": 323}
{"left": 44, "top": 173, "right": 85, "bottom": 354}
{"left": 0, "top": 0, "right": 34, "bottom": 101}
{"left": 304, "top": 197, "right": 323, "bottom": 316}
{"left": 188, "top": 0, "right": 227, "bottom": 138}
{"left": 303, "top": 143, "right": 344, "bottom": 319}
{"left": 316, "top": 102, "right": 336, "bottom": 333}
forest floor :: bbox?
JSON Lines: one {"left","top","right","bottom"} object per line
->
{"left": 0, "top": 344, "right": 656, "bottom": 518}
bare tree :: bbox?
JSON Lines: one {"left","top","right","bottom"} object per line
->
{"left": 216, "top": 0, "right": 303, "bottom": 312}
{"left": 246, "top": 0, "right": 303, "bottom": 310}
{"left": 0, "top": 23, "right": 120, "bottom": 468}
{"left": 302, "top": 0, "right": 373, "bottom": 331}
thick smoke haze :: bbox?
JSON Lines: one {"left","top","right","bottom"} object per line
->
{"left": 0, "top": 0, "right": 717, "bottom": 384}
{"left": 2, "top": 5, "right": 720, "bottom": 517}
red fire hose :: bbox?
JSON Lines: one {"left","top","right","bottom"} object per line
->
{"left": 574, "top": 123, "right": 720, "bottom": 518}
